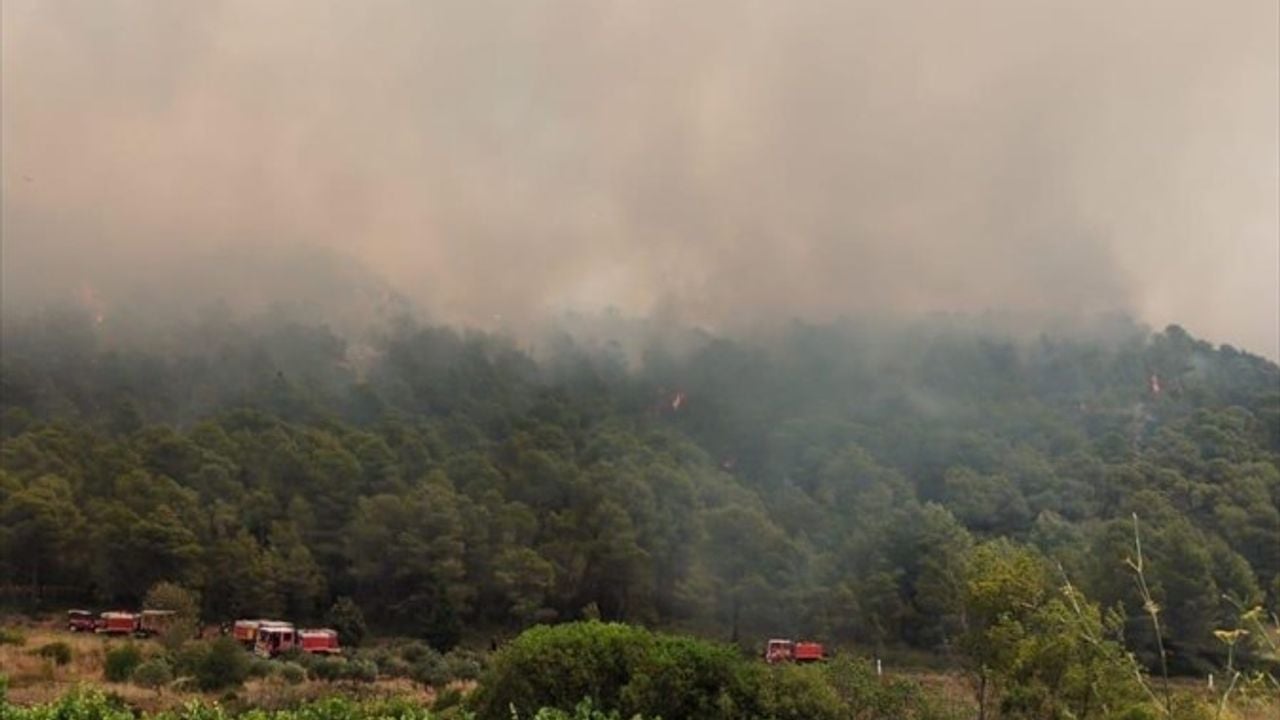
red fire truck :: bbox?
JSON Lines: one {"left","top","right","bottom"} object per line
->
{"left": 253, "top": 621, "right": 297, "bottom": 657}
{"left": 764, "top": 638, "right": 826, "bottom": 664}
{"left": 136, "top": 610, "right": 178, "bottom": 638}
{"left": 299, "top": 628, "right": 341, "bottom": 655}
{"left": 97, "top": 611, "right": 139, "bottom": 635}
{"left": 232, "top": 619, "right": 263, "bottom": 647}
{"left": 67, "top": 610, "right": 97, "bottom": 633}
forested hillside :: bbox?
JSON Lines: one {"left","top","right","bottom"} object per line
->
{"left": 2, "top": 309, "right": 1277, "bottom": 674}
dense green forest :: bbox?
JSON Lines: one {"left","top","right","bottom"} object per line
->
{"left": 2, "top": 307, "right": 1277, "bottom": 676}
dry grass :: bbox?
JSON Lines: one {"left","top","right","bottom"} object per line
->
{"left": 0, "top": 623, "right": 441, "bottom": 712}
{"left": 881, "top": 669, "right": 1280, "bottom": 720}
{"left": 3, "top": 628, "right": 108, "bottom": 686}
{"left": 0, "top": 626, "right": 181, "bottom": 710}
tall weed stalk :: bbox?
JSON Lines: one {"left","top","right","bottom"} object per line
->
{"left": 1125, "top": 513, "right": 1171, "bottom": 717}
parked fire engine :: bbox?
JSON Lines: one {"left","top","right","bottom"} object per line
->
{"left": 299, "top": 628, "right": 341, "bottom": 655}
{"left": 232, "top": 619, "right": 263, "bottom": 647}
{"left": 67, "top": 610, "right": 97, "bottom": 632}
{"left": 97, "top": 611, "right": 139, "bottom": 635}
{"left": 253, "top": 621, "right": 298, "bottom": 657}
{"left": 764, "top": 638, "right": 826, "bottom": 664}
{"left": 136, "top": 609, "right": 178, "bottom": 637}
{"left": 245, "top": 621, "right": 343, "bottom": 657}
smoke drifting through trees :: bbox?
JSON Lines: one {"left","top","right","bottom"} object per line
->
{"left": 2, "top": 0, "right": 1277, "bottom": 356}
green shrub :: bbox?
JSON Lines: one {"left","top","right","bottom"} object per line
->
{"left": 379, "top": 656, "right": 411, "bottom": 678}
{"left": 402, "top": 642, "right": 446, "bottom": 686}
{"left": 172, "top": 642, "right": 206, "bottom": 677}
{"left": 470, "top": 621, "right": 749, "bottom": 720}
{"left": 410, "top": 652, "right": 448, "bottom": 688}
{"left": 279, "top": 661, "right": 306, "bottom": 685}
{"left": 433, "top": 685, "right": 464, "bottom": 712}
{"left": 344, "top": 658, "right": 379, "bottom": 683}
{"left": 309, "top": 656, "right": 346, "bottom": 682}
{"left": 530, "top": 699, "right": 647, "bottom": 720}
{"left": 104, "top": 643, "right": 143, "bottom": 682}
{"left": 469, "top": 623, "right": 964, "bottom": 720}
{"left": 247, "top": 656, "right": 276, "bottom": 679}
{"left": 442, "top": 648, "right": 483, "bottom": 681}
{"left": 398, "top": 640, "right": 437, "bottom": 663}
{"left": 289, "top": 649, "right": 320, "bottom": 672}
{"left": 36, "top": 641, "right": 72, "bottom": 666}
{"left": 823, "top": 657, "right": 946, "bottom": 719}
{"left": 194, "top": 637, "right": 249, "bottom": 691}
{"left": 0, "top": 627, "right": 26, "bottom": 646}
{"left": 623, "top": 632, "right": 753, "bottom": 718}
{"left": 143, "top": 581, "right": 202, "bottom": 652}
{"left": 6, "top": 689, "right": 135, "bottom": 720}
{"left": 369, "top": 647, "right": 411, "bottom": 677}
{"left": 133, "top": 658, "right": 174, "bottom": 690}
{"left": 752, "top": 664, "right": 846, "bottom": 720}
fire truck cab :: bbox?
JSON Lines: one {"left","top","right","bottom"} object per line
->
{"left": 765, "top": 639, "right": 793, "bottom": 664}
{"left": 67, "top": 610, "right": 97, "bottom": 633}
{"left": 253, "top": 621, "right": 297, "bottom": 657}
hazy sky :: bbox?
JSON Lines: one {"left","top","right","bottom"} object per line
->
{"left": 3, "top": 1, "right": 1277, "bottom": 356}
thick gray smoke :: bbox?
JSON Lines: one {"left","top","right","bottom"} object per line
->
{"left": 2, "top": 1, "right": 1277, "bottom": 356}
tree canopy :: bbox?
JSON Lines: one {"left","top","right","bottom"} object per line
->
{"left": 1, "top": 310, "right": 1276, "bottom": 674}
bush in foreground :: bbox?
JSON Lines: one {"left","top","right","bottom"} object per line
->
{"left": 279, "top": 661, "right": 307, "bottom": 685}
{"left": 472, "top": 622, "right": 982, "bottom": 720}
{"left": 470, "top": 621, "right": 749, "bottom": 720}
{"left": 34, "top": 642, "right": 71, "bottom": 666}
{"left": 823, "top": 657, "right": 959, "bottom": 719}
{"left": 307, "top": 656, "right": 346, "bottom": 683}
{"left": 103, "top": 643, "right": 143, "bottom": 682}
{"left": 530, "top": 699, "right": 651, "bottom": 720}
{"left": 193, "top": 637, "right": 250, "bottom": 691}
{"left": 133, "top": 658, "right": 174, "bottom": 690}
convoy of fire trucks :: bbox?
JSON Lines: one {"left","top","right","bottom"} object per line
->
{"left": 71, "top": 610, "right": 810, "bottom": 663}
{"left": 232, "top": 618, "right": 340, "bottom": 657}
{"left": 68, "top": 609, "right": 181, "bottom": 638}
{"left": 67, "top": 610, "right": 341, "bottom": 657}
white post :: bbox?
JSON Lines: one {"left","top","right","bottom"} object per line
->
{"left": 876, "top": 658, "right": 883, "bottom": 677}
{"left": 1207, "top": 673, "right": 1214, "bottom": 690}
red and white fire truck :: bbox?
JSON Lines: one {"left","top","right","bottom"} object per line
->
{"left": 97, "top": 611, "right": 139, "bottom": 635}
{"left": 299, "top": 628, "right": 341, "bottom": 655}
{"left": 764, "top": 638, "right": 826, "bottom": 664}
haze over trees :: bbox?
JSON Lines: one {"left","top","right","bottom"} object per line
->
{"left": 1, "top": 308, "right": 1275, "bottom": 681}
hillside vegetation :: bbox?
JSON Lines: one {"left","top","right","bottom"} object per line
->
{"left": 2, "top": 311, "right": 1277, "bottom": 681}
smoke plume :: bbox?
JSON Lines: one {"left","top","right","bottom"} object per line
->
{"left": 3, "top": 1, "right": 1276, "bottom": 355}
